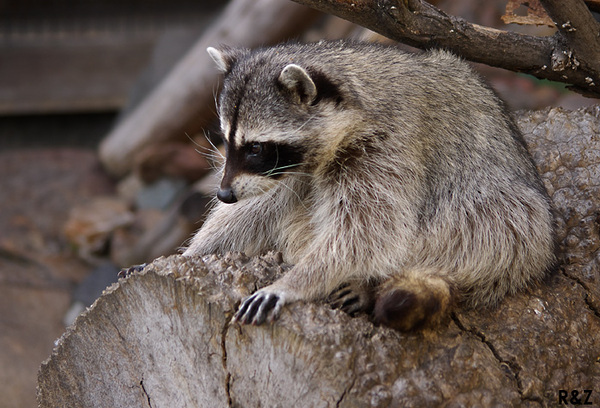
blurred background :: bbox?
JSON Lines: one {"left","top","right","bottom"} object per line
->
{"left": 0, "top": 0, "right": 598, "bottom": 406}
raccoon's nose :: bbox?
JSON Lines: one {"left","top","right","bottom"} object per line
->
{"left": 217, "top": 187, "right": 237, "bottom": 204}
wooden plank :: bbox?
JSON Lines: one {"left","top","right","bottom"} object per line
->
{"left": 0, "top": 34, "right": 156, "bottom": 114}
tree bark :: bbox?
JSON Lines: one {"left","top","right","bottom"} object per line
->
{"left": 539, "top": 0, "right": 600, "bottom": 80}
{"left": 289, "top": 0, "right": 600, "bottom": 97}
{"left": 39, "top": 106, "right": 600, "bottom": 407}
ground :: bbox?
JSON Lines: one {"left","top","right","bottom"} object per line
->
{"left": 0, "top": 148, "right": 114, "bottom": 407}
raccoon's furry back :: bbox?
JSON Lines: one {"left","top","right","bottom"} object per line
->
{"left": 184, "top": 40, "right": 555, "bottom": 330}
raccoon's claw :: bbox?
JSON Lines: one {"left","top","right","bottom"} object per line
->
{"left": 328, "top": 282, "right": 375, "bottom": 316}
{"left": 233, "top": 290, "right": 284, "bottom": 325}
{"left": 118, "top": 263, "right": 147, "bottom": 279}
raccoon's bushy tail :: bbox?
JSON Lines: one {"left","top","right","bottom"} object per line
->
{"left": 373, "top": 270, "right": 455, "bottom": 331}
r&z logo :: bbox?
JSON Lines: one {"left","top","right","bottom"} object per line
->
{"left": 558, "top": 390, "right": 594, "bottom": 405}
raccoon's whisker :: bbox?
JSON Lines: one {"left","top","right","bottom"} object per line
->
{"left": 264, "top": 172, "right": 312, "bottom": 181}
{"left": 268, "top": 172, "right": 312, "bottom": 178}
{"left": 264, "top": 184, "right": 281, "bottom": 205}
{"left": 289, "top": 113, "right": 318, "bottom": 136}
{"left": 203, "top": 133, "right": 225, "bottom": 161}
{"left": 193, "top": 142, "right": 221, "bottom": 156}
{"left": 186, "top": 131, "right": 208, "bottom": 150}
{"left": 196, "top": 149, "right": 224, "bottom": 166}
{"left": 184, "top": 132, "right": 194, "bottom": 142}
{"left": 271, "top": 178, "right": 309, "bottom": 211}
{"left": 194, "top": 147, "right": 222, "bottom": 160}
{"left": 194, "top": 149, "right": 222, "bottom": 161}
{"left": 194, "top": 150, "right": 222, "bottom": 172}
{"left": 274, "top": 162, "right": 305, "bottom": 171}
{"left": 186, "top": 130, "right": 225, "bottom": 161}
{"left": 193, "top": 141, "right": 217, "bottom": 153}
{"left": 261, "top": 184, "right": 288, "bottom": 213}
{"left": 202, "top": 194, "right": 221, "bottom": 215}
{"left": 262, "top": 162, "right": 306, "bottom": 177}
{"left": 184, "top": 131, "right": 224, "bottom": 172}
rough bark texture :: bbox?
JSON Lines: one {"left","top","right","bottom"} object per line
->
{"left": 289, "top": 0, "right": 600, "bottom": 98}
{"left": 540, "top": 0, "right": 600, "bottom": 80}
{"left": 38, "top": 106, "right": 600, "bottom": 407}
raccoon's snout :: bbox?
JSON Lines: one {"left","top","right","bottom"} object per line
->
{"left": 217, "top": 186, "right": 237, "bottom": 204}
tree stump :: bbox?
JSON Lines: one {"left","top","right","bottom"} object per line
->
{"left": 38, "top": 106, "right": 600, "bottom": 407}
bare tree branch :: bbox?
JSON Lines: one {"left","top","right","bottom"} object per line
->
{"left": 540, "top": 0, "right": 600, "bottom": 78}
{"left": 289, "top": 0, "right": 600, "bottom": 97}
{"left": 587, "top": 0, "right": 600, "bottom": 12}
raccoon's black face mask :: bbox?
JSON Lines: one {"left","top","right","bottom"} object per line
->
{"left": 217, "top": 140, "right": 306, "bottom": 204}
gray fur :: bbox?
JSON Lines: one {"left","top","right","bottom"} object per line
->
{"left": 279, "top": 64, "right": 317, "bottom": 105}
{"left": 184, "top": 40, "right": 555, "bottom": 330}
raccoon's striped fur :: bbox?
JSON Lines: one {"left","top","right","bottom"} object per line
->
{"left": 183, "top": 40, "right": 554, "bottom": 331}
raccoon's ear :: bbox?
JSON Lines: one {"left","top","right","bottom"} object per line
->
{"left": 278, "top": 64, "right": 317, "bottom": 105}
{"left": 207, "top": 46, "right": 238, "bottom": 73}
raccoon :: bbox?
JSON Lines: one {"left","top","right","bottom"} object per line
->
{"left": 183, "top": 40, "right": 555, "bottom": 331}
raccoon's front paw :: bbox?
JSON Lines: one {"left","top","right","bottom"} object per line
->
{"left": 233, "top": 288, "right": 288, "bottom": 325}
{"left": 118, "top": 263, "right": 147, "bottom": 279}
{"left": 328, "top": 281, "right": 375, "bottom": 315}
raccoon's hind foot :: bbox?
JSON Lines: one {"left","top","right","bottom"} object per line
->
{"left": 373, "top": 272, "right": 454, "bottom": 332}
{"left": 327, "top": 281, "right": 376, "bottom": 316}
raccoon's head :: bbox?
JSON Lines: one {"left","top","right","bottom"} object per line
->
{"left": 207, "top": 45, "right": 346, "bottom": 204}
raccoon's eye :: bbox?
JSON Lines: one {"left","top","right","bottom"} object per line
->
{"left": 248, "top": 142, "right": 262, "bottom": 156}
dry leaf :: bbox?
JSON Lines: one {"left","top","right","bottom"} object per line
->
{"left": 502, "top": 0, "right": 554, "bottom": 27}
